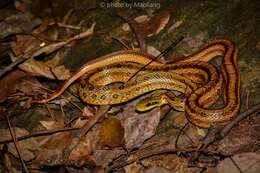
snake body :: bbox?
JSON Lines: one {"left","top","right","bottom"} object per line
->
{"left": 34, "top": 39, "right": 240, "bottom": 128}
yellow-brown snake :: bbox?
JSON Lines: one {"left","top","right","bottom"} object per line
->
{"left": 34, "top": 39, "right": 240, "bottom": 128}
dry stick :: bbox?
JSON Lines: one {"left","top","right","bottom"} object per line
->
{"left": 5, "top": 114, "right": 29, "bottom": 173}
{"left": 0, "top": 22, "right": 95, "bottom": 78}
{"left": 0, "top": 127, "right": 79, "bottom": 144}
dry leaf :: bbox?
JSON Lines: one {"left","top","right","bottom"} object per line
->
{"left": 144, "top": 166, "right": 170, "bottom": 173}
{"left": 141, "top": 155, "right": 201, "bottom": 173}
{"left": 208, "top": 115, "right": 260, "bottom": 155}
{"left": 217, "top": 152, "right": 260, "bottom": 173}
{"left": 0, "top": 128, "right": 40, "bottom": 161}
{"left": 99, "top": 117, "right": 124, "bottom": 147}
{"left": 0, "top": 145, "right": 21, "bottom": 173}
{"left": 124, "top": 162, "right": 144, "bottom": 173}
{"left": 93, "top": 148, "right": 125, "bottom": 168}
{"left": 121, "top": 105, "right": 165, "bottom": 150}
{"left": 11, "top": 35, "right": 40, "bottom": 56}
{"left": 138, "top": 12, "right": 170, "bottom": 37}
{"left": 0, "top": 13, "right": 41, "bottom": 39}
{"left": 40, "top": 120, "right": 64, "bottom": 130}
{"left": 0, "top": 69, "right": 27, "bottom": 103}
{"left": 82, "top": 107, "right": 94, "bottom": 118}
{"left": 34, "top": 132, "right": 72, "bottom": 165}
{"left": 69, "top": 126, "right": 100, "bottom": 164}
{"left": 10, "top": 35, "right": 71, "bottom": 80}
{"left": 15, "top": 52, "right": 71, "bottom": 80}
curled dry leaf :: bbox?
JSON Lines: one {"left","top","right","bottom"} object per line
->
{"left": 137, "top": 12, "right": 170, "bottom": 37}
{"left": 99, "top": 117, "right": 124, "bottom": 147}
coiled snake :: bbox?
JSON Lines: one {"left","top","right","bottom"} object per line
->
{"left": 34, "top": 39, "right": 240, "bottom": 128}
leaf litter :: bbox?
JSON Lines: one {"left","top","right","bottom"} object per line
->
{"left": 0, "top": 1, "right": 259, "bottom": 173}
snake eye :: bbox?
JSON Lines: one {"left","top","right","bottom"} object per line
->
{"left": 146, "top": 102, "right": 152, "bottom": 107}
{"left": 146, "top": 101, "right": 158, "bottom": 107}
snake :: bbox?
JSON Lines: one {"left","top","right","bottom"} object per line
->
{"left": 33, "top": 39, "right": 240, "bottom": 128}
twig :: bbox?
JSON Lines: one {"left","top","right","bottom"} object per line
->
{"left": 6, "top": 114, "right": 29, "bottom": 173}
{"left": 0, "top": 22, "right": 95, "bottom": 78}
{"left": 0, "top": 127, "right": 78, "bottom": 144}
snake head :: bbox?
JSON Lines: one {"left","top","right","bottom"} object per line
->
{"left": 136, "top": 91, "right": 185, "bottom": 112}
{"left": 135, "top": 94, "right": 168, "bottom": 112}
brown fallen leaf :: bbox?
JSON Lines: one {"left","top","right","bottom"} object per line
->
{"left": 208, "top": 115, "right": 260, "bottom": 155}
{"left": 0, "top": 12, "right": 41, "bottom": 39}
{"left": 216, "top": 152, "right": 260, "bottom": 173}
{"left": 125, "top": 155, "right": 201, "bottom": 173}
{"left": 69, "top": 126, "right": 100, "bottom": 165}
{"left": 0, "top": 145, "right": 22, "bottom": 172}
{"left": 0, "top": 69, "right": 27, "bottom": 103}
{"left": 10, "top": 35, "right": 71, "bottom": 80}
{"left": 34, "top": 131, "right": 72, "bottom": 165}
{"left": 120, "top": 105, "right": 169, "bottom": 150}
{"left": 137, "top": 12, "right": 170, "bottom": 37}
{"left": 99, "top": 117, "right": 124, "bottom": 147}
{"left": 0, "top": 106, "right": 7, "bottom": 120}
{"left": 40, "top": 120, "right": 64, "bottom": 130}
{"left": 0, "top": 128, "right": 40, "bottom": 161}
{"left": 93, "top": 148, "right": 125, "bottom": 168}
{"left": 11, "top": 35, "right": 40, "bottom": 56}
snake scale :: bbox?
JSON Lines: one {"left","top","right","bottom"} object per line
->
{"left": 34, "top": 39, "right": 240, "bottom": 128}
